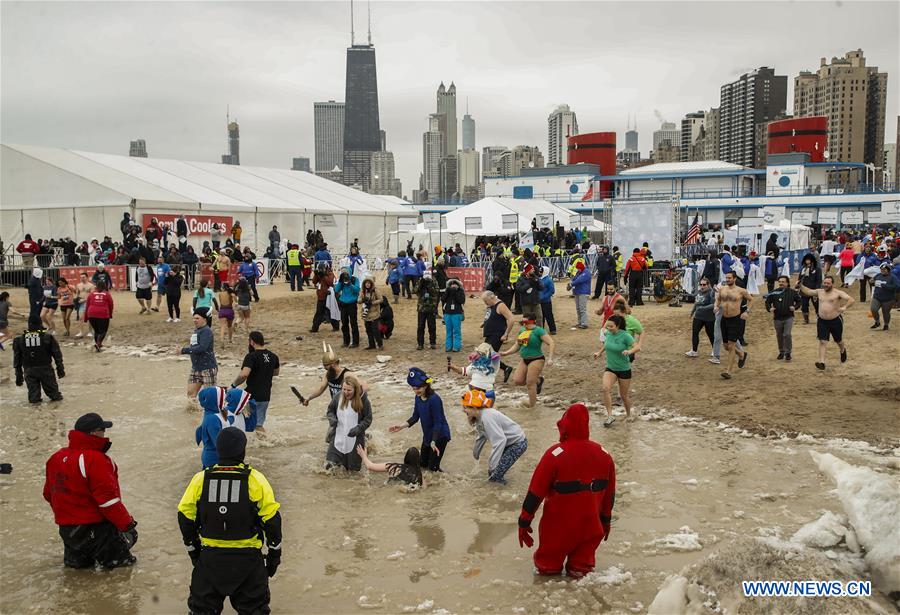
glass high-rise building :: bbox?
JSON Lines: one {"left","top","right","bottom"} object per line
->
{"left": 343, "top": 44, "right": 381, "bottom": 191}
{"left": 314, "top": 101, "right": 344, "bottom": 173}
{"left": 462, "top": 113, "right": 476, "bottom": 151}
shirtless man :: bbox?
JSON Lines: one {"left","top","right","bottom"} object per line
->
{"left": 215, "top": 250, "right": 232, "bottom": 292}
{"left": 799, "top": 275, "right": 854, "bottom": 370}
{"left": 715, "top": 271, "right": 752, "bottom": 379}
{"left": 74, "top": 273, "right": 94, "bottom": 339}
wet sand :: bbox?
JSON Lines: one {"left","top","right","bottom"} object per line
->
{"left": 0, "top": 281, "right": 897, "bottom": 613}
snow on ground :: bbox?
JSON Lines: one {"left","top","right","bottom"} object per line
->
{"left": 811, "top": 451, "right": 900, "bottom": 594}
{"left": 644, "top": 526, "right": 703, "bottom": 553}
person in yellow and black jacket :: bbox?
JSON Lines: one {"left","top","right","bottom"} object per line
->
{"left": 178, "top": 427, "right": 282, "bottom": 614}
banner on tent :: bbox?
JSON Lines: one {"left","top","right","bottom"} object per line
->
{"left": 817, "top": 210, "right": 838, "bottom": 224}
{"left": 423, "top": 213, "right": 441, "bottom": 231}
{"left": 762, "top": 207, "right": 785, "bottom": 225}
{"left": 397, "top": 217, "right": 418, "bottom": 232}
{"left": 880, "top": 200, "right": 900, "bottom": 222}
{"left": 59, "top": 266, "right": 128, "bottom": 290}
{"left": 791, "top": 212, "right": 814, "bottom": 226}
{"left": 501, "top": 214, "right": 518, "bottom": 231}
{"left": 570, "top": 214, "right": 593, "bottom": 227}
{"left": 536, "top": 213, "right": 554, "bottom": 229}
{"left": 142, "top": 214, "right": 232, "bottom": 236}
{"left": 840, "top": 211, "right": 864, "bottom": 225}
{"left": 447, "top": 267, "right": 485, "bottom": 293}
{"left": 465, "top": 217, "right": 482, "bottom": 231}
{"left": 315, "top": 215, "right": 337, "bottom": 227}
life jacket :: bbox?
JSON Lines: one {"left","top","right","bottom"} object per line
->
{"left": 197, "top": 465, "right": 259, "bottom": 542}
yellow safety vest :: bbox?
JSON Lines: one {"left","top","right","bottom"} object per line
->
{"left": 509, "top": 258, "right": 520, "bottom": 283}
{"left": 503, "top": 247, "right": 513, "bottom": 257}
{"left": 615, "top": 254, "right": 624, "bottom": 272}
{"left": 287, "top": 249, "right": 301, "bottom": 266}
{"left": 568, "top": 256, "right": 585, "bottom": 277}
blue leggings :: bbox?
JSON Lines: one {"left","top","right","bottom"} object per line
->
{"left": 489, "top": 438, "right": 528, "bottom": 482}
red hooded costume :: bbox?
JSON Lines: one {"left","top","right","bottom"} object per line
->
{"left": 517, "top": 403, "right": 616, "bottom": 577}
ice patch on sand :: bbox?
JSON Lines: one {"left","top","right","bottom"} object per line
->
{"left": 811, "top": 451, "right": 900, "bottom": 593}
{"left": 574, "top": 565, "right": 633, "bottom": 586}
{"left": 386, "top": 550, "right": 405, "bottom": 561}
{"left": 645, "top": 526, "right": 703, "bottom": 553}
{"left": 791, "top": 511, "right": 850, "bottom": 549}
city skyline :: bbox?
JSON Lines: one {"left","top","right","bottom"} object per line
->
{"left": 2, "top": 1, "right": 898, "bottom": 198}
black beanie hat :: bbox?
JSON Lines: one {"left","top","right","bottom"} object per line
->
{"left": 216, "top": 427, "right": 247, "bottom": 464}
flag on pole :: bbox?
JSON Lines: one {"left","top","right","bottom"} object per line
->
{"left": 686, "top": 213, "right": 701, "bottom": 244}
{"left": 581, "top": 181, "right": 594, "bottom": 202}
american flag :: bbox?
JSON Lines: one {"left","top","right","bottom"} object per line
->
{"left": 686, "top": 213, "right": 701, "bottom": 244}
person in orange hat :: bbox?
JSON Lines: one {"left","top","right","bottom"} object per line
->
{"left": 517, "top": 403, "right": 616, "bottom": 578}
{"left": 461, "top": 389, "right": 527, "bottom": 485}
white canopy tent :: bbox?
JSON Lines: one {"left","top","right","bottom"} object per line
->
{"left": 391, "top": 197, "right": 604, "bottom": 255}
{"left": 0, "top": 143, "right": 413, "bottom": 256}
{"left": 723, "top": 218, "right": 811, "bottom": 252}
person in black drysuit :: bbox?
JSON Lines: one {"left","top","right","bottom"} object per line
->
{"left": 13, "top": 316, "right": 64, "bottom": 403}
{"left": 592, "top": 246, "right": 616, "bottom": 299}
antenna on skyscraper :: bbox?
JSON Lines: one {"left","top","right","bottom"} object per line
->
{"left": 367, "top": 0, "right": 372, "bottom": 45}
{"left": 350, "top": 0, "right": 355, "bottom": 45}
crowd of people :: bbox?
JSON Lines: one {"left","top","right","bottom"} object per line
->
{"left": 4, "top": 215, "right": 899, "bottom": 612}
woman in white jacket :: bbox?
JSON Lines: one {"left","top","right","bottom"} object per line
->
{"left": 461, "top": 389, "right": 527, "bottom": 485}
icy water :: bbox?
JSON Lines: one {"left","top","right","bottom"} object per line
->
{"left": 0, "top": 343, "right": 896, "bottom": 614}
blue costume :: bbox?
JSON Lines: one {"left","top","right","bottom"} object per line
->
{"left": 195, "top": 386, "right": 228, "bottom": 468}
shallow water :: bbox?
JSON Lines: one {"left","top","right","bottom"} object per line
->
{"left": 0, "top": 342, "right": 895, "bottom": 614}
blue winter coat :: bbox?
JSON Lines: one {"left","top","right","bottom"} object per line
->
{"left": 539, "top": 276, "right": 556, "bottom": 303}
{"left": 387, "top": 267, "right": 402, "bottom": 285}
{"left": 195, "top": 386, "right": 227, "bottom": 468}
{"left": 571, "top": 268, "right": 592, "bottom": 295}
{"left": 401, "top": 257, "right": 419, "bottom": 277}
{"left": 335, "top": 275, "right": 361, "bottom": 304}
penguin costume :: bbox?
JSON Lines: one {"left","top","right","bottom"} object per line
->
{"left": 517, "top": 403, "right": 616, "bottom": 578}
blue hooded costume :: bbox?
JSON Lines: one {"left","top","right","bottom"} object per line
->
{"left": 196, "top": 386, "right": 228, "bottom": 468}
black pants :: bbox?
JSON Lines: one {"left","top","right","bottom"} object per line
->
{"left": 840, "top": 265, "right": 852, "bottom": 284}
{"left": 801, "top": 294, "right": 819, "bottom": 316}
{"left": 364, "top": 320, "right": 383, "bottom": 348}
{"left": 593, "top": 272, "right": 612, "bottom": 298}
{"left": 485, "top": 334, "right": 512, "bottom": 374}
{"left": 417, "top": 312, "right": 436, "bottom": 347}
{"left": 766, "top": 275, "right": 776, "bottom": 293}
{"left": 402, "top": 276, "right": 414, "bottom": 298}
{"left": 691, "top": 319, "right": 715, "bottom": 352}
{"left": 339, "top": 302, "right": 359, "bottom": 346}
{"left": 89, "top": 317, "right": 110, "bottom": 345}
{"left": 628, "top": 271, "right": 644, "bottom": 306}
{"left": 25, "top": 366, "right": 62, "bottom": 403}
{"left": 248, "top": 279, "right": 260, "bottom": 302}
{"left": 287, "top": 266, "right": 302, "bottom": 291}
{"left": 167, "top": 293, "right": 182, "bottom": 319}
{"left": 189, "top": 548, "right": 270, "bottom": 615}
{"left": 859, "top": 279, "right": 869, "bottom": 302}
{"left": 59, "top": 521, "right": 134, "bottom": 569}
{"left": 311, "top": 299, "right": 339, "bottom": 332}
{"left": 419, "top": 437, "right": 449, "bottom": 472}
{"left": 540, "top": 301, "right": 556, "bottom": 334}
{"left": 512, "top": 288, "right": 522, "bottom": 314}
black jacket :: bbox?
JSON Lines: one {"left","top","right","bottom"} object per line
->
{"left": 765, "top": 287, "right": 801, "bottom": 320}
{"left": 595, "top": 253, "right": 615, "bottom": 274}
{"left": 515, "top": 275, "right": 542, "bottom": 306}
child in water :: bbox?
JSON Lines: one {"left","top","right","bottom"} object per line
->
{"left": 448, "top": 342, "right": 500, "bottom": 407}
{"left": 460, "top": 389, "right": 527, "bottom": 485}
{"left": 389, "top": 367, "right": 451, "bottom": 472}
{"left": 356, "top": 444, "right": 424, "bottom": 488}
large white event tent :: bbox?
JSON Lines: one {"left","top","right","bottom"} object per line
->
{"left": 0, "top": 144, "right": 414, "bottom": 255}
{"left": 396, "top": 198, "right": 598, "bottom": 253}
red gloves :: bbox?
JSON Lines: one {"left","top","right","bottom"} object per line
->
{"left": 518, "top": 523, "right": 534, "bottom": 548}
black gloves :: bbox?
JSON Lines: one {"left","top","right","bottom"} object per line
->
{"left": 122, "top": 520, "right": 138, "bottom": 548}
{"left": 187, "top": 541, "right": 201, "bottom": 566}
{"left": 266, "top": 550, "right": 281, "bottom": 578}
{"left": 0, "top": 463, "right": 12, "bottom": 474}
{"left": 347, "top": 427, "right": 359, "bottom": 438}
{"left": 57, "top": 368, "right": 65, "bottom": 379}
{"left": 15, "top": 377, "right": 23, "bottom": 387}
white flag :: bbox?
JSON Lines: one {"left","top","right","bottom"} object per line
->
{"left": 780, "top": 259, "right": 791, "bottom": 277}
{"left": 747, "top": 264, "right": 760, "bottom": 295}
{"left": 755, "top": 256, "right": 767, "bottom": 286}
{"left": 844, "top": 259, "right": 865, "bottom": 286}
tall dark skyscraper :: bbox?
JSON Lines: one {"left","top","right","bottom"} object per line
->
{"left": 221, "top": 114, "right": 240, "bottom": 165}
{"left": 342, "top": 43, "right": 381, "bottom": 191}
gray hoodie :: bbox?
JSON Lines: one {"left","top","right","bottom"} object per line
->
{"left": 473, "top": 408, "right": 526, "bottom": 474}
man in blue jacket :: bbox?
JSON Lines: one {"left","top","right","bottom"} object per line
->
{"left": 181, "top": 312, "right": 218, "bottom": 401}
{"left": 592, "top": 247, "right": 616, "bottom": 299}
{"left": 570, "top": 261, "right": 592, "bottom": 329}
{"left": 402, "top": 253, "right": 422, "bottom": 300}
{"left": 314, "top": 244, "right": 332, "bottom": 266}
{"left": 334, "top": 268, "right": 361, "bottom": 348}
{"left": 539, "top": 266, "right": 557, "bottom": 334}
{"left": 237, "top": 255, "right": 259, "bottom": 302}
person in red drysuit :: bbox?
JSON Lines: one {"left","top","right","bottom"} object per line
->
{"left": 517, "top": 403, "right": 616, "bottom": 578}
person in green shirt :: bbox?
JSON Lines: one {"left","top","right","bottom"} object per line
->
{"left": 612, "top": 300, "right": 644, "bottom": 362}
{"left": 500, "top": 317, "right": 555, "bottom": 408}
{"left": 592, "top": 314, "right": 635, "bottom": 428}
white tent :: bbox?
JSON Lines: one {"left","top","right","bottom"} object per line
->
{"left": 0, "top": 143, "right": 413, "bottom": 255}
{"left": 723, "top": 218, "right": 810, "bottom": 251}
{"left": 392, "top": 197, "right": 605, "bottom": 255}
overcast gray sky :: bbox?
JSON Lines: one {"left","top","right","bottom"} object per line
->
{"left": 2, "top": 1, "right": 898, "bottom": 197}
